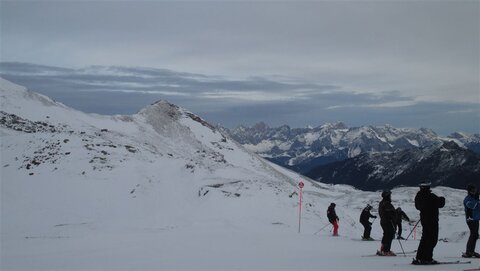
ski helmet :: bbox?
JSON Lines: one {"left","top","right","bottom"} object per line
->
{"left": 467, "top": 183, "right": 476, "bottom": 194}
{"left": 381, "top": 190, "right": 391, "bottom": 198}
{"left": 419, "top": 182, "right": 431, "bottom": 190}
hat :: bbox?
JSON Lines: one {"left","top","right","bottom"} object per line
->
{"left": 330, "top": 202, "right": 336, "bottom": 207}
{"left": 381, "top": 190, "right": 391, "bottom": 198}
{"left": 467, "top": 183, "right": 476, "bottom": 193}
{"left": 419, "top": 182, "right": 431, "bottom": 190}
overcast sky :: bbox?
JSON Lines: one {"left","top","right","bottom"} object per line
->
{"left": 1, "top": 1, "right": 479, "bottom": 135}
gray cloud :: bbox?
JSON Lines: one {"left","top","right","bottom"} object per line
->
{"left": 1, "top": 62, "right": 478, "bottom": 135}
{"left": 1, "top": 1, "right": 478, "bottom": 106}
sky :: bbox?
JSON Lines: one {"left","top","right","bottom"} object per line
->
{"left": 0, "top": 0, "right": 479, "bottom": 135}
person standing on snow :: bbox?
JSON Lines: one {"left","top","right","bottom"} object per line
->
{"left": 395, "top": 207, "right": 411, "bottom": 240}
{"left": 463, "top": 183, "right": 480, "bottom": 258}
{"left": 327, "top": 203, "right": 339, "bottom": 236}
{"left": 378, "top": 190, "right": 397, "bottom": 256}
{"left": 412, "top": 183, "right": 445, "bottom": 265}
{"left": 360, "top": 204, "right": 377, "bottom": 240}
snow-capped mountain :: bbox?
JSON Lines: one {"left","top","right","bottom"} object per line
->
{"left": 306, "top": 141, "right": 480, "bottom": 191}
{"left": 0, "top": 78, "right": 474, "bottom": 270}
{"left": 0, "top": 77, "right": 311, "bottom": 231}
{"left": 449, "top": 132, "right": 480, "bottom": 154}
{"left": 226, "top": 122, "right": 445, "bottom": 173}
{"left": 226, "top": 122, "right": 480, "bottom": 176}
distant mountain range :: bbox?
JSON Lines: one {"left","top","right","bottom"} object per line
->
{"left": 225, "top": 122, "right": 480, "bottom": 190}
{"left": 306, "top": 141, "right": 480, "bottom": 191}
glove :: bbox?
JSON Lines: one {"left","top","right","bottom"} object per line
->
{"left": 369, "top": 222, "right": 372, "bottom": 226}
{"left": 373, "top": 216, "right": 377, "bottom": 218}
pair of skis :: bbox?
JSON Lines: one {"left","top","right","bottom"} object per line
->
{"left": 410, "top": 260, "right": 471, "bottom": 265}
{"left": 362, "top": 253, "right": 472, "bottom": 265}
{"left": 361, "top": 250, "right": 416, "bottom": 257}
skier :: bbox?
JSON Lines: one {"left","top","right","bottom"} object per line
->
{"left": 463, "top": 183, "right": 480, "bottom": 258}
{"left": 327, "top": 203, "right": 339, "bottom": 236}
{"left": 412, "top": 183, "right": 445, "bottom": 265}
{"left": 360, "top": 204, "right": 377, "bottom": 240}
{"left": 395, "top": 207, "right": 410, "bottom": 239}
{"left": 378, "top": 190, "right": 397, "bottom": 256}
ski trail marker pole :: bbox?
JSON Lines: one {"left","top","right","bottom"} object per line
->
{"left": 298, "top": 181, "right": 304, "bottom": 233}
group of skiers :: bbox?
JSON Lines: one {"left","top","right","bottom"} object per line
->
{"left": 325, "top": 182, "right": 480, "bottom": 265}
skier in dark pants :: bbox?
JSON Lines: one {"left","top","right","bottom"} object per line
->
{"left": 412, "top": 183, "right": 445, "bottom": 265}
{"left": 463, "top": 183, "right": 480, "bottom": 258}
{"left": 378, "top": 190, "right": 397, "bottom": 256}
{"left": 395, "top": 207, "right": 410, "bottom": 239}
{"left": 327, "top": 203, "right": 339, "bottom": 236}
{"left": 360, "top": 204, "right": 377, "bottom": 240}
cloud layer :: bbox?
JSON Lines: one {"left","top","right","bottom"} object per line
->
{"left": 1, "top": 2, "right": 478, "bottom": 134}
{"left": 1, "top": 62, "right": 478, "bottom": 135}
{"left": 2, "top": 1, "right": 479, "bottom": 103}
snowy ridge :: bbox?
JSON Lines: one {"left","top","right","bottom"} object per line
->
{"left": 226, "top": 122, "right": 479, "bottom": 176}
{"left": 0, "top": 79, "right": 474, "bottom": 270}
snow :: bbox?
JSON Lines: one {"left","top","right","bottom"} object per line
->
{"left": 406, "top": 138, "right": 420, "bottom": 147}
{"left": 304, "top": 132, "right": 320, "bottom": 145}
{"left": 0, "top": 78, "right": 476, "bottom": 270}
{"left": 243, "top": 139, "right": 275, "bottom": 153}
{"left": 2, "top": 227, "right": 472, "bottom": 270}
{"left": 349, "top": 146, "right": 362, "bottom": 157}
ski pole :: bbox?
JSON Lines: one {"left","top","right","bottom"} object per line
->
{"left": 405, "top": 220, "right": 420, "bottom": 241}
{"left": 314, "top": 223, "right": 331, "bottom": 235}
{"left": 397, "top": 236, "right": 406, "bottom": 256}
{"left": 391, "top": 221, "right": 406, "bottom": 256}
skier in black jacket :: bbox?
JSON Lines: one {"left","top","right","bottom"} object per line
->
{"left": 327, "top": 203, "right": 339, "bottom": 236}
{"left": 395, "top": 207, "right": 410, "bottom": 239}
{"left": 412, "top": 183, "right": 445, "bottom": 265}
{"left": 378, "top": 190, "right": 397, "bottom": 256}
{"left": 360, "top": 204, "right": 377, "bottom": 240}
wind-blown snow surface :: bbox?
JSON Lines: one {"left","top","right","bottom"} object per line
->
{"left": 0, "top": 78, "right": 476, "bottom": 270}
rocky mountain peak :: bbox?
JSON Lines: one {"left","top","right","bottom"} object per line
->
{"left": 441, "top": 140, "right": 462, "bottom": 151}
{"left": 320, "top": 122, "right": 348, "bottom": 130}
{"left": 253, "top": 121, "right": 269, "bottom": 131}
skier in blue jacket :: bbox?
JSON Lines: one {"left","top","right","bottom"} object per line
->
{"left": 463, "top": 183, "right": 480, "bottom": 258}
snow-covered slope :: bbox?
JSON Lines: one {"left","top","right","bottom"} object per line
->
{"left": 0, "top": 77, "right": 306, "bottom": 231}
{"left": 0, "top": 78, "right": 474, "bottom": 270}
